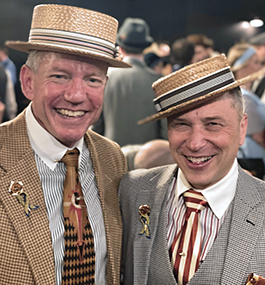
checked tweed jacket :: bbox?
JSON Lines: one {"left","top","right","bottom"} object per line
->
{"left": 0, "top": 111, "right": 127, "bottom": 285}
{"left": 119, "top": 164, "right": 265, "bottom": 285}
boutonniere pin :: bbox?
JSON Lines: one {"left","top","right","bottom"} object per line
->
{"left": 9, "top": 181, "right": 39, "bottom": 217}
{"left": 139, "top": 204, "right": 151, "bottom": 239}
{"left": 246, "top": 273, "right": 265, "bottom": 284}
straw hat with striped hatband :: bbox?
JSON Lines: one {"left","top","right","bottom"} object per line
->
{"left": 5, "top": 4, "right": 130, "bottom": 68}
{"left": 138, "top": 53, "right": 265, "bottom": 125}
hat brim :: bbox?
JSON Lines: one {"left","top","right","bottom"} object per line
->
{"left": 138, "top": 67, "right": 265, "bottom": 125}
{"left": 116, "top": 37, "right": 153, "bottom": 53}
{"left": 5, "top": 41, "right": 131, "bottom": 68}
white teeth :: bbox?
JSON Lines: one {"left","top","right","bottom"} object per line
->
{"left": 57, "top": 109, "right": 85, "bottom": 117}
{"left": 187, "top": 156, "right": 212, "bottom": 163}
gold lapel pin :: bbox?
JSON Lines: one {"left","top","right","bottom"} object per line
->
{"left": 139, "top": 204, "right": 151, "bottom": 239}
{"left": 9, "top": 181, "right": 39, "bottom": 217}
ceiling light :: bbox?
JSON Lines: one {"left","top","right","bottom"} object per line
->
{"left": 250, "top": 17, "right": 264, "bottom": 27}
{"left": 241, "top": 21, "right": 250, "bottom": 29}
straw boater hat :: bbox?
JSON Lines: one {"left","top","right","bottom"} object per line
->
{"left": 5, "top": 4, "right": 130, "bottom": 68}
{"left": 138, "top": 53, "right": 265, "bottom": 125}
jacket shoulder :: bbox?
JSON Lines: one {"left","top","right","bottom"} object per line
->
{"left": 86, "top": 129, "right": 127, "bottom": 172}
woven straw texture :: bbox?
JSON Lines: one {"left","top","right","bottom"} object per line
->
{"left": 32, "top": 4, "right": 118, "bottom": 44}
{"left": 5, "top": 4, "right": 131, "bottom": 68}
{"left": 152, "top": 54, "right": 229, "bottom": 97}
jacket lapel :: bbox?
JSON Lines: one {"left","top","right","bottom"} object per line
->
{"left": 134, "top": 165, "right": 177, "bottom": 284}
{"left": 0, "top": 113, "right": 55, "bottom": 284}
{"left": 85, "top": 132, "right": 124, "bottom": 285}
{"left": 221, "top": 168, "right": 265, "bottom": 284}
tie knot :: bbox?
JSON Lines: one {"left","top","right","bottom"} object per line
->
{"left": 183, "top": 189, "right": 208, "bottom": 213}
{"left": 61, "top": 148, "right": 79, "bottom": 167}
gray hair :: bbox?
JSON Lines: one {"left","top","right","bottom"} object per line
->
{"left": 214, "top": 87, "right": 245, "bottom": 121}
{"left": 25, "top": 50, "right": 54, "bottom": 73}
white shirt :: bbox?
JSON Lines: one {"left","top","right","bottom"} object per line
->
{"left": 25, "top": 104, "right": 107, "bottom": 284}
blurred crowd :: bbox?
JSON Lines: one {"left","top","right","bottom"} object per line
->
{"left": 2, "top": 16, "right": 265, "bottom": 178}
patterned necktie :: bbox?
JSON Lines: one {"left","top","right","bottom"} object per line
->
{"left": 61, "top": 148, "right": 95, "bottom": 285}
{"left": 169, "top": 189, "right": 208, "bottom": 285}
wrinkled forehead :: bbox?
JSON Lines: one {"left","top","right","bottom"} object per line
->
{"left": 37, "top": 51, "right": 109, "bottom": 73}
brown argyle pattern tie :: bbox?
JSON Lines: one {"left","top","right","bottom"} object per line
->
{"left": 60, "top": 148, "right": 95, "bottom": 285}
{"left": 169, "top": 189, "right": 208, "bottom": 285}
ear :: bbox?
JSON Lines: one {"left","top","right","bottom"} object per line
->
{"left": 105, "top": 75, "right": 108, "bottom": 87}
{"left": 239, "top": 113, "right": 248, "bottom": 146}
{"left": 20, "top": 64, "right": 35, "bottom": 101}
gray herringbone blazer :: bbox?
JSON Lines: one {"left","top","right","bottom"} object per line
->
{"left": 119, "top": 164, "right": 265, "bottom": 285}
{"left": 0, "top": 111, "right": 127, "bottom": 285}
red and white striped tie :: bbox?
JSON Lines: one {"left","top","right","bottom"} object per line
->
{"left": 170, "top": 189, "right": 208, "bottom": 285}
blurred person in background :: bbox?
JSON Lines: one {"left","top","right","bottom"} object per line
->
{"left": 0, "top": 63, "right": 17, "bottom": 122}
{"left": 0, "top": 46, "right": 17, "bottom": 86}
{"left": 186, "top": 34, "right": 217, "bottom": 63}
{"left": 144, "top": 52, "right": 171, "bottom": 76}
{"left": 121, "top": 139, "right": 175, "bottom": 171}
{"left": 227, "top": 42, "right": 265, "bottom": 175}
{"left": 249, "top": 32, "right": 265, "bottom": 101}
{"left": 170, "top": 38, "right": 195, "bottom": 71}
{"left": 92, "top": 17, "right": 167, "bottom": 147}
{"left": 249, "top": 32, "right": 265, "bottom": 65}
{"left": 0, "top": 64, "right": 6, "bottom": 122}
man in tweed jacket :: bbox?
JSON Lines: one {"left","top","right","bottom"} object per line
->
{"left": 0, "top": 4, "right": 130, "bottom": 285}
{"left": 119, "top": 54, "right": 265, "bottom": 285}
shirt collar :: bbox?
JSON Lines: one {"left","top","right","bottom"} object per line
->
{"left": 176, "top": 159, "right": 238, "bottom": 219}
{"left": 25, "top": 103, "right": 84, "bottom": 170}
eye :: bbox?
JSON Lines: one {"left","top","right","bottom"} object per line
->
{"left": 206, "top": 121, "right": 223, "bottom": 131}
{"left": 50, "top": 74, "right": 69, "bottom": 83}
{"left": 86, "top": 76, "right": 105, "bottom": 87}
{"left": 169, "top": 120, "right": 190, "bottom": 130}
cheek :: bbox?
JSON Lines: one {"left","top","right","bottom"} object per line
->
{"left": 168, "top": 132, "right": 181, "bottom": 151}
{"left": 89, "top": 90, "right": 104, "bottom": 109}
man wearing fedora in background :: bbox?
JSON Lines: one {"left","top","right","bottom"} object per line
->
{"left": 119, "top": 54, "right": 265, "bottom": 284}
{"left": 92, "top": 17, "right": 167, "bottom": 147}
{"left": 0, "top": 4, "right": 130, "bottom": 285}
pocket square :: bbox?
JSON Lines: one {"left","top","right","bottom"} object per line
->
{"left": 246, "top": 273, "right": 265, "bottom": 284}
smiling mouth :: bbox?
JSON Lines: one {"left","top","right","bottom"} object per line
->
{"left": 186, "top": 156, "right": 213, "bottom": 164}
{"left": 57, "top": 109, "right": 85, "bottom": 117}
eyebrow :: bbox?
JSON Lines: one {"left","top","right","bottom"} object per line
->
{"left": 173, "top": 115, "right": 225, "bottom": 123}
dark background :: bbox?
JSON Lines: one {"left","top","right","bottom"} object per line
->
{"left": 1, "top": 0, "right": 265, "bottom": 111}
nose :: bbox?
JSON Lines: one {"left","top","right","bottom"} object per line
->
{"left": 64, "top": 78, "right": 86, "bottom": 104}
{"left": 186, "top": 126, "right": 207, "bottom": 152}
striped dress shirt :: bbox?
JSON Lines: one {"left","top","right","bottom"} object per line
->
{"left": 25, "top": 105, "right": 107, "bottom": 285}
{"left": 167, "top": 159, "right": 238, "bottom": 262}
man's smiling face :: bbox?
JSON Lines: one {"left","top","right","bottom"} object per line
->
{"left": 21, "top": 52, "right": 108, "bottom": 147}
{"left": 167, "top": 94, "right": 247, "bottom": 189}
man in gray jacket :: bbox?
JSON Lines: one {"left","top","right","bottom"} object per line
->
{"left": 119, "top": 54, "right": 265, "bottom": 285}
{"left": 92, "top": 17, "right": 167, "bottom": 147}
